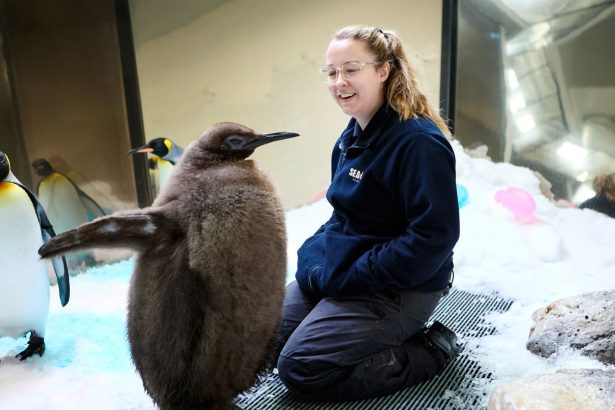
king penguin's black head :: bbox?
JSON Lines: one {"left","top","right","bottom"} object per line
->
{"left": 0, "top": 151, "right": 9, "bottom": 181}
{"left": 129, "top": 138, "right": 172, "bottom": 159}
{"left": 188, "top": 122, "right": 299, "bottom": 162}
{"left": 31, "top": 158, "right": 54, "bottom": 177}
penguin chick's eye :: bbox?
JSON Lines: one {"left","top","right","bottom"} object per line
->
{"left": 223, "top": 135, "right": 246, "bottom": 150}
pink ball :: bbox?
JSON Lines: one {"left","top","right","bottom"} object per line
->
{"left": 494, "top": 187, "right": 536, "bottom": 224}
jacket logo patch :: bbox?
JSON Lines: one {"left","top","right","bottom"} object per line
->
{"left": 349, "top": 168, "right": 363, "bottom": 182}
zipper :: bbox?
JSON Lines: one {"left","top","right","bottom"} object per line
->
{"left": 340, "top": 149, "right": 347, "bottom": 165}
{"left": 337, "top": 146, "right": 360, "bottom": 174}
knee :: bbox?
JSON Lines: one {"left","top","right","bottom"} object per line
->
{"left": 277, "top": 355, "right": 334, "bottom": 399}
{"left": 276, "top": 355, "right": 312, "bottom": 398}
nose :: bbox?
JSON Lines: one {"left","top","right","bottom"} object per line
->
{"left": 334, "top": 70, "right": 348, "bottom": 86}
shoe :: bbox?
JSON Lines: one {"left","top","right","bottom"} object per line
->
{"left": 423, "top": 320, "right": 460, "bottom": 361}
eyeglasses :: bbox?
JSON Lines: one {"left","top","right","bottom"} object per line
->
{"left": 318, "top": 61, "right": 381, "bottom": 84}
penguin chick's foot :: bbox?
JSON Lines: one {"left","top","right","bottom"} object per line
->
{"left": 16, "top": 332, "right": 45, "bottom": 360}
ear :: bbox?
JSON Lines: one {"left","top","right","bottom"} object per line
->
{"left": 378, "top": 61, "right": 391, "bottom": 83}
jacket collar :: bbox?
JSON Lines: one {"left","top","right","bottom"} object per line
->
{"left": 340, "top": 104, "right": 398, "bottom": 150}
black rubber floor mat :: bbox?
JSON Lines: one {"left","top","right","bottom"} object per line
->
{"left": 235, "top": 289, "right": 513, "bottom": 409}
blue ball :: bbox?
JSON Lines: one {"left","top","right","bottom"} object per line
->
{"left": 457, "top": 184, "right": 469, "bottom": 208}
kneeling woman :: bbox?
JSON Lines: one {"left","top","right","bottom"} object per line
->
{"left": 276, "top": 25, "right": 461, "bottom": 401}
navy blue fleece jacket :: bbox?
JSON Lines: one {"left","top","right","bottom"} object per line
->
{"left": 295, "top": 104, "right": 460, "bottom": 297}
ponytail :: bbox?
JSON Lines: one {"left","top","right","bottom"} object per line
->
{"left": 333, "top": 25, "right": 452, "bottom": 139}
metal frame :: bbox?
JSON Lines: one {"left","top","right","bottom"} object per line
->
{"left": 439, "top": 0, "right": 458, "bottom": 135}
{"left": 114, "top": 0, "right": 153, "bottom": 207}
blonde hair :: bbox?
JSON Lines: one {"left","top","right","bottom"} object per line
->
{"left": 333, "top": 25, "right": 452, "bottom": 139}
{"left": 593, "top": 173, "right": 615, "bottom": 202}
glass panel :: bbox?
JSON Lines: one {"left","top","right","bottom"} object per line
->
{"left": 0, "top": 0, "right": 138, "bottom": 271}
{"left": 455, "top": 0, "right": 615, "bottom": 204}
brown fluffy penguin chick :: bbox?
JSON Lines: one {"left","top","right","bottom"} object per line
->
{"left": 39, "top": 122, "right": 298, "bottom": 410}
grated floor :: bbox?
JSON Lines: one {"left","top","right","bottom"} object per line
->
{"left": 235, "top": 288, "right": 513, "bottom": 410}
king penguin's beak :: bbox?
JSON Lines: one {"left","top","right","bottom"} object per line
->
{"left": 128, "top": 147, "right": 154, "bottom": 155}
{"left": 242, "top": 132, "right": 300, "bottom": 150}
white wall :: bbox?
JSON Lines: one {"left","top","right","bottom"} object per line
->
{"left": 131, "top": 0, "right": 443, "bottom": 208}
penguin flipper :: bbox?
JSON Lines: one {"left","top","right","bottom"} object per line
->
{"left": 38, "top": 214, "right": 162, "bottom": 258}
{"left": 42, "top": 229, "right": 71, "bottom": 306}
{"left": 61, "top": 172, "right": 108, "bottom": 219}
{"left": 79, "top": 193, "right": 108, "bottom": 220}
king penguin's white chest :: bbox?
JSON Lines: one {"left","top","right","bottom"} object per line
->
{"left": 38, "top": 173, "right": 88, "bottom": 233}
{"left": 156, "top": 158, "right": 175, "bottom": 192}
{"left": 0, "top": 182, "right": 50, "bottom": 338}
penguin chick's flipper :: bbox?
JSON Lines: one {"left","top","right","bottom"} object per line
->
{"left": 39, "top": 214, "right": 163, "bottom": 259}
{"left": 15, "top": 331, "right": 45, "bottom": 361}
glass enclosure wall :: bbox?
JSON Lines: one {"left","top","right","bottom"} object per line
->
{"left": 0, "top": 0, "right": 138, "bottom": 210}
{"left": 0, "top": 0, "right": 141, "bottom": 270}
{"left": 128, "top": 0, "right": 444, "bottom": 208}
{"left": 454, "top": 0, "right": 615, "bottom": 204}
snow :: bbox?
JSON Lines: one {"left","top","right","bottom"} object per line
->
{"left": 2, "top": 141, "right": 614, "bottom": 409}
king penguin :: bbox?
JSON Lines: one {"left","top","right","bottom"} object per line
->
{"left": 40, "top": 123, "right": 298, "bottom": 410}
{"left": 32, "top": 158, "right": 107, "bottom": 225}
{"left": 32, "top": 158, "right": 107, "bottom": 271}
{"left": 129, "top": 137, "right": 184, "bottom": 197}
{"left": 0, "top": 151, "right": 70, "bottom": 361}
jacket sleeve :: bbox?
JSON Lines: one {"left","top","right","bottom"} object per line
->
{"left": 295, "top": 132, "right": 347, "bottom": 295}
{"left": 314, "top": 133, "right": 460, "bottom": 297}
{"left": 295, "top": 210, "right": 339, "bottom": 293}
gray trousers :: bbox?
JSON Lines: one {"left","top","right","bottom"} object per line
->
{"left": 276, "top": 281, "right": 446, "bottom": 402}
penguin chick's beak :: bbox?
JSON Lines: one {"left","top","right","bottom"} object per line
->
{"left": 128, "top": 147, "right": 154, "bottom": 155}
{"left": 240, "top": 132, "right": 299, "bottom": 150}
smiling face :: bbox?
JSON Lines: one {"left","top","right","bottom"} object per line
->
{"left": 325, "top": 39, "right": 389, "bottom": 129}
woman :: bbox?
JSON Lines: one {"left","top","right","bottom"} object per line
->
{"left": 579, "top": 173, "right": 615, "bottom": 218}
{"left": 276, "top": 26, "right": 460, "bottom": 401}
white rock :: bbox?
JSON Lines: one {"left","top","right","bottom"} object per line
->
{"left": 526, "top": 290, "right": 615, "bottom": 365}
{"left": 488, "top": 369, "right": 615, "bottom": 410}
